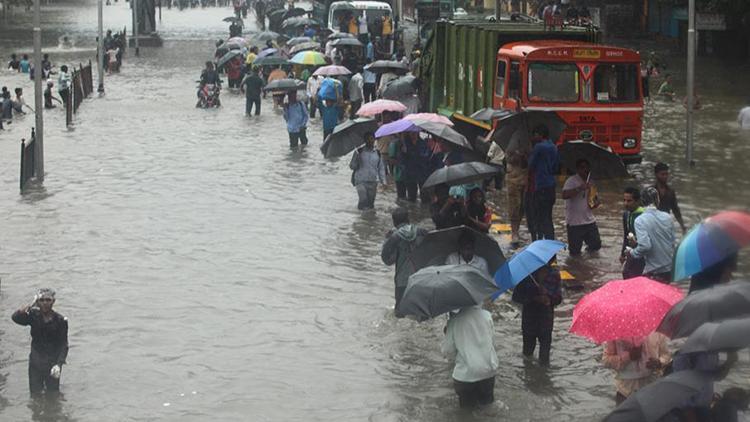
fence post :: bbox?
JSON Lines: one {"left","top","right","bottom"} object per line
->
{"left": 20, "top": 138, "right": 26, "bottom": 191}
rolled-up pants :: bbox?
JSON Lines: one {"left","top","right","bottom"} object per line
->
{"left": 356, "top": 182, "right": 377, "bottom": 209}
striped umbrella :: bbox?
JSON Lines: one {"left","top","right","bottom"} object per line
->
{"left": 673, "top": 210, "right": 750, "bottom": 281}
{"left": 290, "top": 51, "right": 327, "bottom": 66}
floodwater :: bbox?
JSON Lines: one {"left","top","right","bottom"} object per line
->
{"left": 1, "top": 2, "right": 749, "bottom": 421}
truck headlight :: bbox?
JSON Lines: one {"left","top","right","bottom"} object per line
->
{"left": 622, "top": 137, "right": 637, "bottom": 149}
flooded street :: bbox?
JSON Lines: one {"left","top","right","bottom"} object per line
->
{"left": 1, "top": 2, "right": 749, "bottom": 421}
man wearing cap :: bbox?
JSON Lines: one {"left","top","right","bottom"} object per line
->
{"left": 12, "top": 288, "right": 69, "bottom": 395}
{"left": 626, "top": 187, "right": 675, "bottom": 282}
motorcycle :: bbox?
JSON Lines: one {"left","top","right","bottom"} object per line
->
{"left": 196, "top": 83, "right": 221, "bottom": 108}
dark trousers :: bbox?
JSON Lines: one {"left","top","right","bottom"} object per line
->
{"left": 567, "top": 223, "right": 602, "bottom": 255}
{"left": 245, "top": 96, "right": 261, "bottom": 116}
{"left": 323, "top": 127, "right": 333, "bottom": 141}
{"left": 363, "top": 83, "right": 376, "bottom": 103}
{"left": 394, "top": 285, "right": 406, "bottom": 318}
{"left": 309, "top": 97, "right": 317, "bottom": 118}
{"left": 396, "top": 181, "right": 407, "bottom": 200}
{"left": 288, "top": 128, "right": 308, "bottom": 148}
{"left": 622, "top": 257, "right": 646, "bottom": 279}
{"left": 29, "top": 362, "right": 59, "bottom": 395}
{"left": 59, "top": 89, "right": 70, "bottom": 109}
{"left": 647, "top": 271, "right": 672, "bottom": 284}
{"left": 523, "top": 328, "right": 552, "bottom": 366}
{"left": 453, "top": 377, "right": 495, "bottom": 408}
{"left": 525, "top": 190, "right": 536, "bottom": 238}
{"left": 350, "top": 99, "right": 362, "bottom": 119}
{"left": 532, "top": 186, "right": 556, "bottom": 241}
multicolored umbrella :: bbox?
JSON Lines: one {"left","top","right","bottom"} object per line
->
{"left": 312, "top": 65, "right": 351, "bottom": 76}
{"left": 570, "top": 277, "right": 684, "bottom": 344}
{"left": 403, "top": 113, "right": 453, "bottom": 126}
{"left": 290, "top": 51, "right": 327, "bottom": 66}
{"left": 672, "top": 210, "right": 750, "bottom": 281}
{"left": 356, "top": 99, "right": 407, "bottom": 117}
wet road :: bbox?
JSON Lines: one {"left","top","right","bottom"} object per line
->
{"left": 1, "top": 3, "right": 749, "bottom": 421}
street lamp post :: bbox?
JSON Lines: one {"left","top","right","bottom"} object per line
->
{"left": 98, "top": 0, "right": 104, "bottom": 93}
{"left": 32, "top": 0, "right": 44, "bottom": 181}
{"left": 685, "top": 0, "right": 696, "bottom": 166}
{"left": 133, "top": 0, "right": 140, "bottom": 56}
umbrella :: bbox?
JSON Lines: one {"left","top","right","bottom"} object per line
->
{"left": 320, "top": 118, "right": 378, "bottom": 158}
{"left": 264, "top": 78, "right": 305, "bottom": 92}
{"left": 673, "top": 211, "right": 750, "bottom": 282}
{"left": 382, "top": 75, "right": 417, "bottom": 100}
{"left": 328, "top": 32, "right": 356, "bottom": 40}
{"left": 558, "top": 141, "right": 629, "bottom": 179}
{"left": 404, "top": 113, "right": 453, "bottom": 126}
{"left": 657, "top": 281, "right": 750, "bottom": 338}
{"left": 290, "top": 41, "right": 321, "bottom": 55}
{"left": 282, "top": 7, "right": 308, "bottom": 20}
{"left": 374, "top": 119, "right": 420, "bottom": 138}
{"left": 225, "top": 42, "right": 245, "bottom": 51}
{"left": 604, "top": 370, "right": 710, "bottom": 422}
{"left": 492, "top": 240, "right": 566, "bottom": 297}
{"left": 227, "top": 36, "right": 248, "bottom": 46}
{"left": 423, "top": 162, "right": 502, "bottom": 190}
{"left": 331, "top": 37, "right": 364, "bottom": 47}
{"left": 282, "top": 17, "right": 321, "bottom": 29}
{"left": 290, "top": 51, "right": 327, "bottom": 66}
{"left": 357, "top": 99, "right": 407, "bottom": 117}
{"left": 397, "top": 265, "right": 499, "bottom": 321}
{"left": 286, "top": 36, "right": 312, "bottom": 46}
{"left": 313, "top": 65, "right": 351, "bottom": 76}
{"left": 470, "top": 108, "right": 513, "bottom": 121}
{"left": 570, "top": 277, "right": 685, "bottom": 344}
{"left": 252, "top": 56, "right": 290, "bottom": 67}
{"left": 409, "top": 226, "right": 506, "bottom": 275}
{"left": 679, "top": 317, "right": 750, "bottom": 354}
{"left": 216, "top": 50, "right": 243, "bottom": 69}
{"left": 252, "top": 31, "right": 282, "bottom": 42}
{"left": 492, "top": 111, "right": 567, "bottom": 152}
{"left": 223, "top": 16, "right": 243, "bottom": 24}
{"left": 267, "top": 9, "right": 287, "bottom": 20}
{"left": 411, "top": 119, "right": 472, "bottom": 150}
{"left": 364, "top": 60, "right": 409, "bottom": 74}
{"left": 257, "top": 48, "right": 279, "bottom": 59}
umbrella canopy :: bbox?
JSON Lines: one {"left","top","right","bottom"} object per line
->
{"left": 382, "top": 75, "right": 417, "bottom": 100}
{"left": 216, "top": 50, "right": 243, "bottom": 69}
{"left": 570, "top": 277, "right": 684, "bottom": 344}
{"left": 264, "top": 78, "right": 305, "bottom": 92}
{"left": 313, "top": 65, "right": 351, "bottom": 76}
{"left": 282, "top": 16, "right": 322, "bottom": 29}
{"left": 492, "top": 111, "right": 567, "bottom": 152}
{"left": 398, "top": 265, "right": 499, "bottom": 321}
{"left": 227, "top": 36, "right": 248, "bottom": 46}
{"left": 223, "top": 16, "right": 243, "bottom": 23}
{"left": 409, "top": 226, "right": 506, "bottom": 275}
{"left": 470, "top": 108, "right": 513, "bottom": 121}
{"left": 679, "top": 317, "right": 750, "bottom": 354}
{"left": 257, "top": 48, "right": 280, "bottom": 59}
{"left": 290, "top": 41, "right": 320, "bottom": 55}
{"left": 328, "top": 32, "right": 356, "bottom": 40}
{"left": 423, "top": 162, "right": 502, "bottom": 190}
{"left": 364, "top": 59, "right": 409, "bottom": 74}
{"left": 356, "top": 99, "right": 407, "bottom": 117}
{"left": 657, "top": 281, "right": 750, "bottom": 338}
{"left": 290, "top": 51, "right": 327, "bottom": 66}
{"left": 404, "top": 112, "right": 453, "bottom": 126}
{"left": 267, "top": 9, "right": 287, "bottom": 20}
{"left": 252, "top": 56, "right": 290, "bottom": 67}
{"left": 493, "top": 240, "right": 566, "bottom": 297}
{"left": 282, "top": 7, "right": 308, "bottom": 20}
{"left": 673, "top": 211, "right": 750, "bottom": 281}
{"left": 374, "top": 119, "right": 420, "bottom": 138}
{"left": 558, "top": 141, "right": 629, "bottom": 179}
{"left": 412, "top": 119, "right": 472, "bottom": 150}
{"left": 331, "top": 37, "right": 364, "bottom": 47}
{"left": 286, "top": 36, "right": 312, "bottom": 46}
{"left": 252, "top": 31, "right": 282, "bottom": 42}
{"left": 604, "top": 370, "right": 710, "bottom": 422}
{"left": 320, "top": 118, "right": 378, "bottom": 158}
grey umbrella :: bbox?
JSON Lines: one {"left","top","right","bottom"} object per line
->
{"left": 678, "top": 317, "right": 750, "bottom": 354}
{"left": 286, "top": 36, "right": 312, "bottom": 46}
{"left": 470, "top": 108, "right": 512, "bottom": 121}
{"left": 364, "top": 60, "right": 409, "bottom": 74}
{"left": 398, "top": 265, "right": 499, "bottom": 321}
{"left": 216, "top": 50, "right": 243, "bottom": 69}
{"left": 282, "top": 17, "right": 321, "bottom": 29}
{"left": 491, "top": 110, "right": 567, "bottom": 152}
{"left": 657, "top": 282, "right": 750, "bottom": 338}
{"left": 605, "top": 370, "right": 710, "bottom": 422}
{"left": 411, "top": 119, "right": 473, "bottom": 150}
{"left": 320, "top": 118, "right": 378, "bottom": 158}
{"left": 423, "top": 162, "right": 503, "bottom": 190}
{"left": 290, "top": 41, "right": 321, "bottom": 55}
{"left": 331, "top": 37, "right": 364, "bottom": 47}
{"left": 252, "top": 30, "right": 282, "bottom": 42}
{"left": 558, "top": 140, "right": 629, "bottom": 179}
{"left": 328, "top": 32, "right": 356, "bottom": 40}
{"left": 409, "top": 226, "right": 506, "bottom": 275}
{"left": 264, "top": 78, "right": 305, "bottom": 92}
{"left": 382, "top": 75, "right": 417, "bottom": 100}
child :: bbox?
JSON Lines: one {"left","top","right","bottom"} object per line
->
{"left": 106, "top": 46, "right": 119, "bottom": 74}
{"left": 512, "top": 260, "right": 562, "bottom": 366}
{"left": 44, "top": 81, "right": 62, "bottom": 109}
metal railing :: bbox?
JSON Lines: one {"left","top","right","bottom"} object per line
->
{"left": 65, "top": 61, "right": 94, "bottom": 127}
{"left": 20, "top": 129, "right": 37, "bottom": 192}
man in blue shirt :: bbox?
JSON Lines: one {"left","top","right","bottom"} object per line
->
{"left": 283, "top": 91, "right": 309, "bottom": 149}
{"left": 366, "top": 36, "right": 375, "bottom": 62}
{"left": 528, "top": 124, "right": 559, "bottom": 240}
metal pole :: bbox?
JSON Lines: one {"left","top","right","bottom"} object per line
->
{"left": 133, "top": 0, "right": 140, "bottom": 56}
{"left": 33, "top": 0, "right": 44, "bottom": 181}
{"left": 97, "top": 0, "right": 105, "bottom": 93}
{"left": 495, "top": 0, "right": 501, "bottom": 20}
{"left": 685, "top": 0, "right": 695, "bottom": 166}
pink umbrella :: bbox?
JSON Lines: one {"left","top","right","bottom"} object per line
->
{"left": 404, "top": 113, "right": 454, "bottom": 126}
{"left": 570, "top": 277, "right": 684, "bottom": 344}
{"left": 313, "top": 65, "right": 351, "bottom": 76}
{"left": 356, "top": 99, "right": 407, "bottom": 117}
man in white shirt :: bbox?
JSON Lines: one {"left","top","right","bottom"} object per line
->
{"left": 562, "top": 158, "right": 601, "bottom": 255}
{"left": 444, "top": 232, "right": 490, "bottom": 276}
{"left": 306, "top": 75, "right": 322, "bottom": 118}
{"left": 348, "top": 69, "right": 364, "bottom": 119}
{"left": 738, "top": 102, "right": 750, "bottom": 129}
{"left": 441, "top": 305, "right": 498, "bottom": 409}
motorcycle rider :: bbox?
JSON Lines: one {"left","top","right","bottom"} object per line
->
{"left": 197, "top": 61, "right": 222, "bottom": 107}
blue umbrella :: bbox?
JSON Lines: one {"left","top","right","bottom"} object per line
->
{"left": 492, "top": 240, "right": 566, "bottom": 299}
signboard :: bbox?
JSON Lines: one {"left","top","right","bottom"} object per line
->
{"left": 697, "top": 13, "right": 727, "bottom": 31}
{"left": 574, "top": 49, "right": 601, "bottom": 59}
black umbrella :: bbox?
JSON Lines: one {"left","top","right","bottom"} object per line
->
{"left": 382, "top": 75, "right": 417, "bottom": 100}
{"left": 558, "top": 140, "right": 629, "bottom": 179}
{"left": 216, "top": 50, "right": 243, "bottom": 69}
{"left": 470, "top": 107, "right": 513, "bottom": 121}
{"left": 286, "top": 36, "right": 312, "bottom": 46}
{"left": 264, "top": 78, "right": 305, "bottom": 92}
{"left": 398, "top": 265, "right": 499, "bottom": 321}
{"left": 252, "top": 56, "right": 290, "bottom": 67}
{"left": 492, "top": 110, "right": 567, "bottom": 153}
{"left": 282, "top": 17, "right": 321, "bottom": 29}
{"left": 423, "top": 162, "right": 502, "bottom": 190}
{"left": 364, "top": 60, "right": 409, "bottom": 74}
{"left": 282, "top": 7, "right": 308, "bottom": 20}
{"left": 604, "top": 370, "right": 710, "bottom": 422}
{"left": 679, "top": 317, "right": 750, "bottom": 354}
{"left": 252, "top": 30, "right": 282, "bottom": 42}
{"left": 290, "top": 41, "right": 320, "bottom": 55}
{"left": 411, "top": 119, "right": 472, "bottom": 150}
{"left": 331, "top": 37, "right": 364, "bottom": 47}
{"left": 320, "top": 118, "right": 378, "bottom": 158}
{"left": 328, "top": 32, "right": 356, "bottom": 40}
{"left": 267, "top": 9, "right": 286, "bottom": 20}
{"left": 223, "top": 16, "right": 243, "bottom": 24}
{"left": 657, "top": 282, "right": 750, "bottom": 338}
{"left": 409, "top": 226, "right": 506, "bottom": 275}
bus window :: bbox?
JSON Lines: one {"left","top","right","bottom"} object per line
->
{"left": 508, "top": 61, "right": 520, "bottom": 98}
{"left": 495, "top": 60, "right": 507, "bottom": 97}
{"left": 582, "top": 76, "right": 592, "bottom": 103}
{"left": 527, "top": 62, "right": 579, "bottom": 102}
{"left": 594, "top": 64, "right": 639, "bottom": 103}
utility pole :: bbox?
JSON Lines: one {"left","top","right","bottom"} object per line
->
{"left": 133, "top": 0, "right": 140, "bottom": 56}
{"left": 98, "top": 0, "right": 105, "bottom": 93}
{"left": 495, "top": 0, "right": 502, "bottom": 21}
{"left": 685, "top": 0, "right": 696, "bottom": 166}
{"left": 32, "top": 0, "right": 44, "bottom": 181}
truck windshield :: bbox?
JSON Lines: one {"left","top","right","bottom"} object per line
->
{"left": 593, "top": 63, "right": 639, "bottom": 103}
{"left": 527, "top": 63, "right": 579, "bottom": 103}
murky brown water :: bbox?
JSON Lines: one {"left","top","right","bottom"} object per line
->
{"left": 1, "top": 3, "right": 749, "bottom": 421}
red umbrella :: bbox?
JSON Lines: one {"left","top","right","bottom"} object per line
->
{"left": 570, "top": 277, "right": 684, "bottom": 344}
